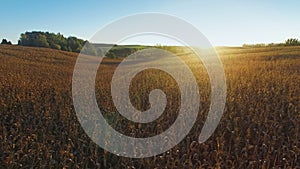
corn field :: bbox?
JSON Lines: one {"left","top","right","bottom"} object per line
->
{"left": 0, "top": 45, "right": 299, "bottom": 168}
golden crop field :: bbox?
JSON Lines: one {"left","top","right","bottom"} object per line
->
{"left": 0, "top": 45, "right": 299, "bottom": 168}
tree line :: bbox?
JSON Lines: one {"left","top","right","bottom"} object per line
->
{"left": 2, "top": 32, "right": 300, "bottom": 54}
{"left": 243, "top": 38, "right": 300, "bottom": 47}
{"left": 17, "top": 31, "right": 100, "bottom": 56}
{"left": 16, "top": 31, "right": 141, "bottom": 57}
{"left": 1, "top": 39, "right": 12, "bottom": 45}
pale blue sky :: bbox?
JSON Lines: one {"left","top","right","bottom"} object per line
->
{"left": 0, "top": 0, "right": 299, "bottom": 46}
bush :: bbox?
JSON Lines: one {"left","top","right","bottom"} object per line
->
{"left": 1, "top": 39, "right": 12, "bottom": 45}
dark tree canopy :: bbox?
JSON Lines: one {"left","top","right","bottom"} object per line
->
{"left": 17, "top": 31, "right": 116, "bottom": 57}
{"left": 285, "top": 38, "right": 299, "bottom": 46}
{"left": 17, "top": 31, "right": 146, "bottom": 58}
{"left": 1, "top": 39, "right": 12, "bottom": 45}
{"left": 18, "top": 31, "right": 88, "bottom": 53}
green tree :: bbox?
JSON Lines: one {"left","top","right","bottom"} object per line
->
{"left": 17, "top": 31, "right": 98, "bottom": 53}
{"left": 34, "top": 34, "right": 50, "bottom": 48}
{"left": 67, "top": 37, "right": 84, "bottom": 52}
{"left": 18, "top": 33, "right": 30, "bottom": 46}
{"left": 18, "top": 31, "right": 49, "bottom": 47}
{"left": 285, "top": 38, "right": 299, "bottom": 46}
{"left": 57, "top": 33, "right": 68, "bottom": 51}
{"left": 45, "top": 32, "right": 61, "bottom": 49}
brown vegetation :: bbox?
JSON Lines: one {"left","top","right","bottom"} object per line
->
{"left": 0, "top": 45, "right": 299, "bottom": 168}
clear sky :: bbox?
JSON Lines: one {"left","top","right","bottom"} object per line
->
{"left": 0, "top": 0, "right": 299, "bottom": 46}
